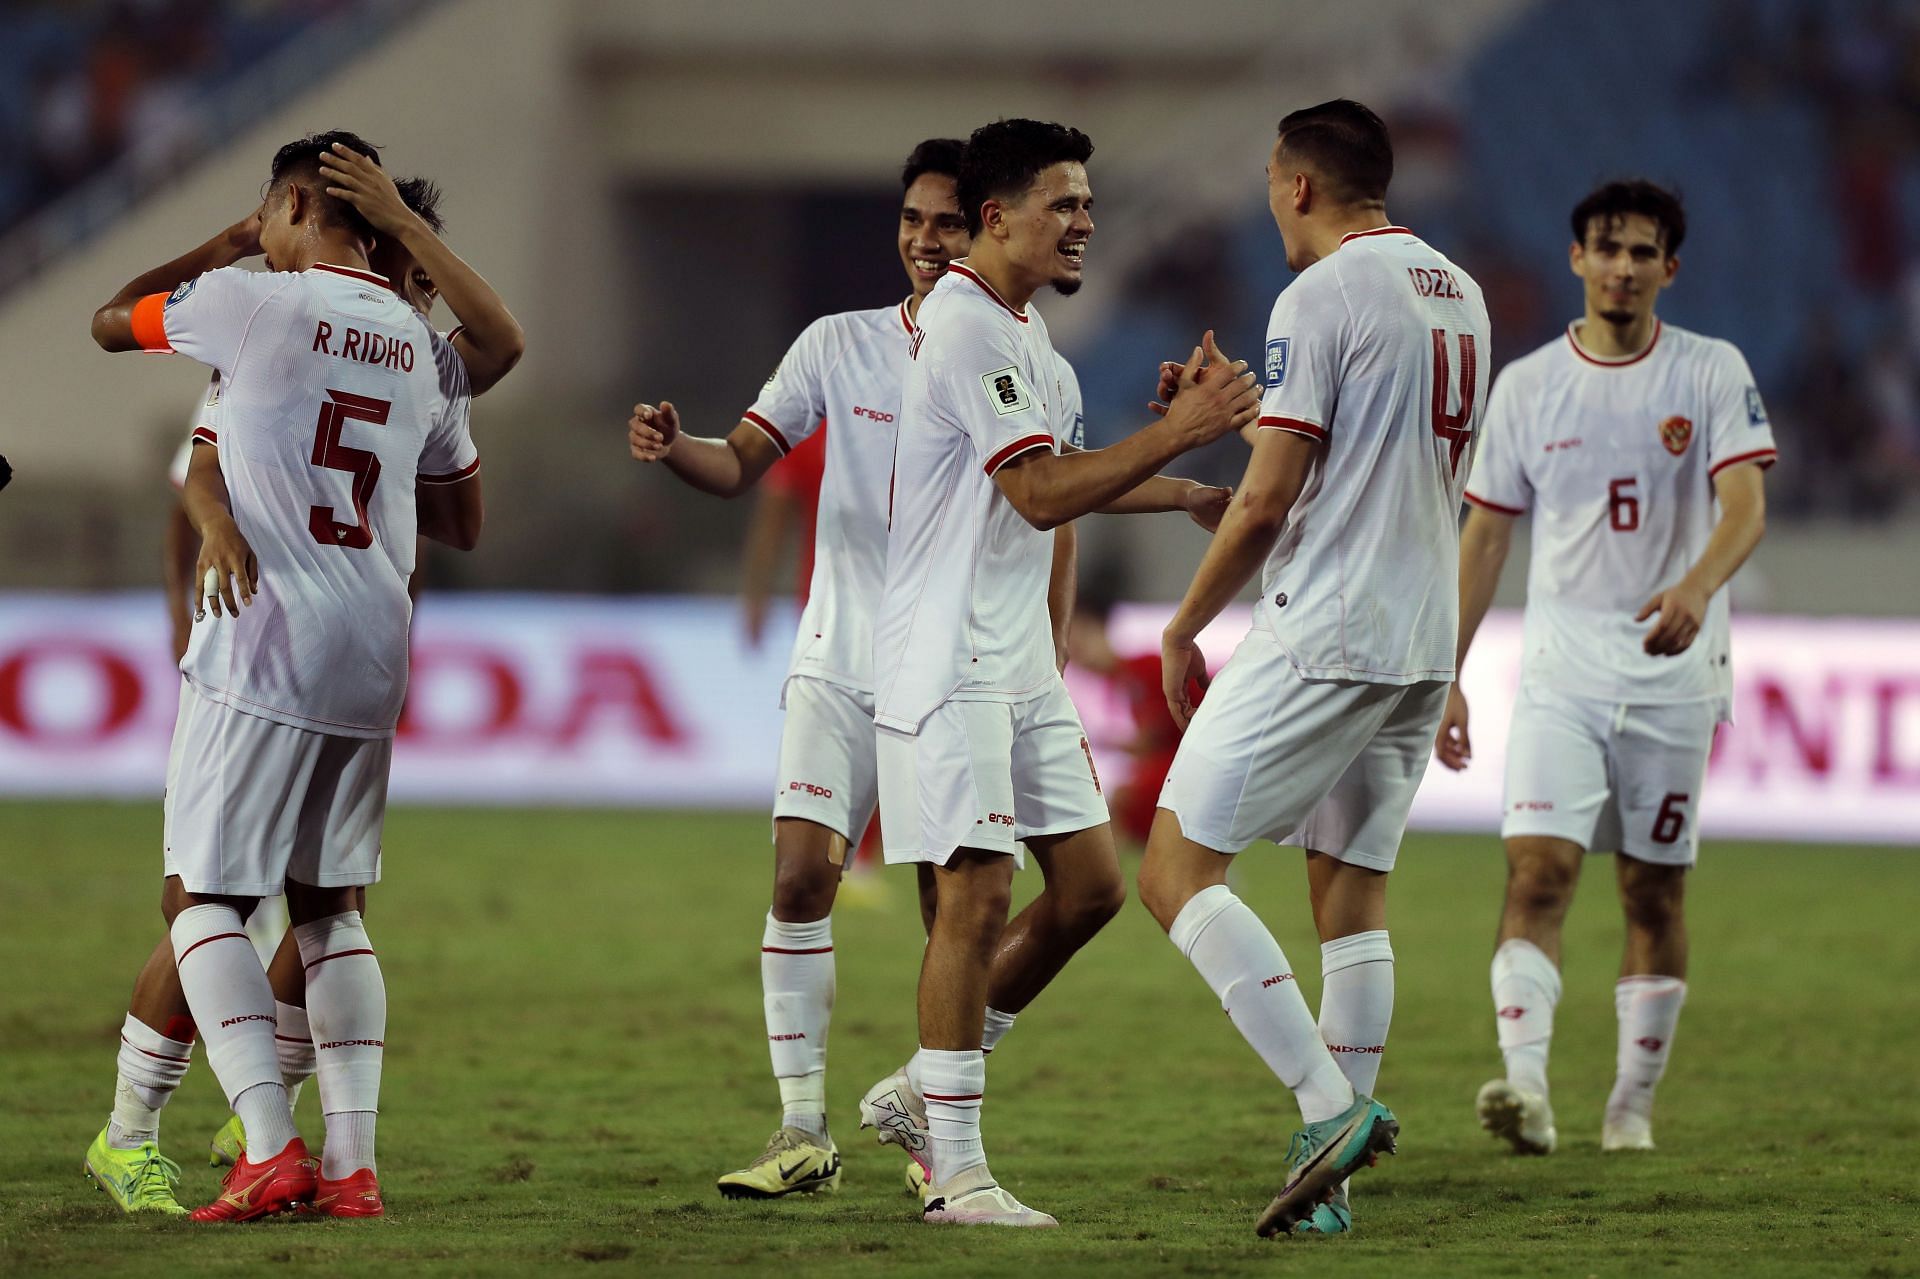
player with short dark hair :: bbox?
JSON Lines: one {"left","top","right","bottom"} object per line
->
{"left": 1439, "top": 178, "right": 1772, "bottom": 1159}
{"left": 87, "top": 131, "right": 484, "bottom": 1222}
{"left": 1138, "top": 98, "right": 1489, "bottom": 1237}
{"left": 867, "top": 116, "right": 1254, "bottom": 1227}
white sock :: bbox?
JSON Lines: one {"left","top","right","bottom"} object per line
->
{"left": 275, "top": 1000, "right": 316, "bottom": 1103}
{"left": 981, "top": 1006, "right": 1016, "bottom": 1055}
{"left": 917, "top": 1047, "right": 986, "bottom": 1186}
{"left": 171, "top": 903, "right": 293, "bottom": 1156}
{"left": 1318, "top": 931, "right": 1393, "bottom": 1100}
{"left": 1491, "top": 938, "right": 1560, "bottom": 1097}
{"left": 295, "top": 912, "right": 385, "bottom": 1174}
{"left": 107, "top": 1015, "right": 194, "bottom": 1148}
{"left": 1607, "top": 976, "right": 1686, "bottom": 1121}
{"left": 322, "top": 1110, "right": 377, "bottom": 1180}
{"left": 1170, "top": 885, "right": 1353, "bottom": 1124}
{"left": 762, "top": 913, "right": 834, "bottom": 1141}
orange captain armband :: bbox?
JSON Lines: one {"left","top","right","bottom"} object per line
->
{"left": 131, "top": 292, "right": 173, "bottom": 351}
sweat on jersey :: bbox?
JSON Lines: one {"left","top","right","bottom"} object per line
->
{"left": 1252, "top": 226, "right": 1492, "bottom": 684}
{"left": 134, "top": 262, "right": 477, "bottom": 737}
{"left": 871, "top": 263, "right": 1083, "bottom": 733}
{"left": 1465, "top": 320, "right": 1777, "bottom": 711}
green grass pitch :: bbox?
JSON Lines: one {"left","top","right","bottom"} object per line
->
{"left": 1, "top": 801, "right": 1914, "bottom": 1276}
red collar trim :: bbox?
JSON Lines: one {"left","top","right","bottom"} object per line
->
{"left": 1566, "top": 318, "right": 1661, "bottom": 367}
{"left": 310, "top": 263, "right": 394, "bottom": 292}
{"left": 898, "top": 299, "right": 915, "bottom": 335}
{"left": 1339, "top": 225, "right": 1413, "bottom": 245}
{"left": 947, "top": 262, "right": 1029, "bottom": 323}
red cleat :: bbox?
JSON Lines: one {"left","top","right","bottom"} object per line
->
{"left": 189, "top": 1138, "right": 319, "bottom": 1222}
{"left": 310, "top": 1168, "right": 383, "bottom": 1218}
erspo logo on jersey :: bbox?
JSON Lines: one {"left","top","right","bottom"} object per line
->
{"left": 1265, "top": 338, "right": 1289, "bottom": 388}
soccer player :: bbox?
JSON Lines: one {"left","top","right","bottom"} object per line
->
{"left": 1437, "top": 180, "right": 1773, "bottom": 1157}
{"left": 88, "top": 158, "right": 522, "bottom": 1215}
{"left": 869, "top": 117, "right": 1258, "bottom": 1227}
{"left": 1136, "top": 99, "right": 1490, "bottom": 1237}
{"left": 88, "top": 130, "right": 483, "bottom": 1221}
{"left": 626, "top": 139, "right": 976, "bottom": 1199}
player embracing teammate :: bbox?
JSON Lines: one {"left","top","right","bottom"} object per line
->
{"left": 1439, "top": 179, "right": 1773, "bottom": 1156}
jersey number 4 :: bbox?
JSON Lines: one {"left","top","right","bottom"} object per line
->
{"left": 1430, "top": 329, "right": 1478, "bottom": 476}
{"left": 308, "top": 389, "right": 389, "bottom": 550}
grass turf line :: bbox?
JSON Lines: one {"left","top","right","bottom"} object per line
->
{"left": 0, "top": 801, "right": 1913, "bottom": 1276}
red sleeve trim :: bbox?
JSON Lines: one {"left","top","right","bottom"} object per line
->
{"left": 1708, "top": 447, "right": 1777, "bottom": 478}
{"left": 984, "top": 433, "right": 1054, "bottom": 475}
{"left": 743, "top": 411, "right": 791, "bottom": 455}
{"left": 1464, "top": 491, "right": 1525, "bottom": 516}
{"left": 190, "top": 427, "right": 218, "bottom": 447}
{"left": 1256, "top": 415, "right": 1328, "bottom": 441}
{"left": 131, "top": 293, "right": 172, "bottom": 352}
{"left": 761, "top": 945, "right": 834, "bottom": 955}
{"left": 418, "top": 458, "right": 481, "bottom": 485}
{"left": 446, "top": 324, "right": 467, "bottom": 345}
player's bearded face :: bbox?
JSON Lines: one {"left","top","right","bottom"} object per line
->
{"left": 898, "top": 173, "right": 970, "bottom": 299}
{"left": 1009, "top": 162, "right": 1092, "bottom": 296}
{"left": 1573, "top": 213, "right": 1675, "bottom": 325}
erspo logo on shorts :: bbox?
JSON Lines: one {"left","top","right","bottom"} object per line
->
{"left": 1264, "top": 338, "right": 1289, "bottom": 388}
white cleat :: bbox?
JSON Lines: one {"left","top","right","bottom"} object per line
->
{"left": 858, "top": 1068, "right": 929, "bottom": 1158}
{"left": 1476, "top": 1079, "right": 1557, "bottom": 1155}
{"left": 1601, "top": 1110, "right": 1656, "bottom": 1152}
{"left": 922, "top": 1168, "right": 1057, "bottom": 1227}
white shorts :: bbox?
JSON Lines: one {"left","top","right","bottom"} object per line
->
{"left": 875, "top": 676, "right": 1107, "bottom": 868}
{"left": 163, "top": 679, "right": 391, "bottom": 897}
{"left": 1501, "top": 685, "right": 1719, "bottom": 866}
{"left": 770, "top": 676, "right": 880, "bottom": 844}
{"left": 1157, "top": 633, "right": 1448, "bottom": 871}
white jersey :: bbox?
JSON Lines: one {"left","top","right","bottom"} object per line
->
{"left": 1251, "top": 226, "right": 1491, "bottom": 684}
{"left": 1465, "top": 320, "right": 1777, "bottom": 710}
{"left": 144, "top": 262, "right": 477, "bottom": 737}
{"left": 872, "top": 263, "right": 1082, "bottom": 733}
{"left": 167, "top": 374, "right": 221, "bottom": 490}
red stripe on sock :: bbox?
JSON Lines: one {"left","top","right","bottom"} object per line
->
{"left": 120, "top": 1035, "right": 192, "bottom": 1065}
{"left": 176, "top": 931, "right": 249, "bottom": 964}
{"left": 304, "top": 947, "right": 377, "bottom": 972}
{"left": 922, "top": 1092, "right": 983, "bottom": 1102}
{"left": 761, "top": 946, "right": 834, "bottom": 954}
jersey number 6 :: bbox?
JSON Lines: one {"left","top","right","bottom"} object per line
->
{"left": 1430, "top": 328, "right": 1478, "bottom": 476}
{"left": 308, "top": 389, "right": 390, "bottom": 550}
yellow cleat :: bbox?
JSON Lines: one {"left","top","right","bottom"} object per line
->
{"left": 716, "top": 1128, "right": 841, "bottom": 1199}
{"left": 84, "top": 1127, "right": 188, "bottom": 1215}
{"left": 905, "top": 1156, "right": 932, "bottom": 1200}
{"left": 208, "top": 1114, "right": 246, "bottom": 1168}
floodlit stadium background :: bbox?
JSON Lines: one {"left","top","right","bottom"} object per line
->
{"left": 0, "top": 0, "right": 1914, "bottom": 843}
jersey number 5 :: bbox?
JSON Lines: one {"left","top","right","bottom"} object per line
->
{"left": 308, "top": 389, "right": 390, "bottom": 550}
{"left": 1430, "top": 329, "right": 1478, "bottom": 476}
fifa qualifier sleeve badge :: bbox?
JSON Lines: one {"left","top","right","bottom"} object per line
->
{"left": 1265, "top": 339, "right": 1290, "bottom": 388}
{"left": 980, "top": 366, "right": 1034, "bottom": 417}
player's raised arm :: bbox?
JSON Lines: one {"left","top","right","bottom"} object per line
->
{"left": 1159, "top": 428, "right": 1319, "bottom": 728}
{"left": 993, "top": 344, "right": 1258, "bottom": 530}
{"left": 626, "top": 401, "right": 785, "bottom": 498}
{"left": 90, "top": 214, "right": 263, "bottom": 352}
{"left": 319, "top": 144, "right": 525, "bottom": 394}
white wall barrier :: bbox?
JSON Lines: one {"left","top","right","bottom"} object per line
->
{"left": 0, "top": 593, "right": 1914, "bottom": 845}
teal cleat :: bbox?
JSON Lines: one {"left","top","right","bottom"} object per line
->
{"left": 1256, "top": 1094, "right": 1397, "bottom": 1238}
{"left": 1293, "top": 1184, "right": 1352, "bottom": 1235}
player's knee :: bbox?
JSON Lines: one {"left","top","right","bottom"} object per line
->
{"left": 1620, "top": 872, "right": 1685, "bottom": 934}
{"left": 770, "top": 869, "right": 835, "bottom": 922}
{"left": 1505, "top": 848, "right": 1578, "bottom": 915}
{"left": 1062, "top": 873, "right": 1127, "bottom": 938}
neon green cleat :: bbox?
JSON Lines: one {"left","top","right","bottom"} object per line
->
{"left": 84, "top": 1127, "right": 188, "bottom": 1215}
{"left": 905, "top": 1156, "right": 932, "bottom": 1200}
{"left": 208, "top": 1115, "right": 247, "bottom": 1168}
{"left": 715, "top": 1128, "right": 841, "bottom": 1199}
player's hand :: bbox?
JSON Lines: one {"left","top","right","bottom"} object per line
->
{"left": 224, "top": 207, "right": 264, "bottom": 260}
{"left": 1161, "top": 628, "right": 1210, "bottom": 731}
{"left": 1162, "top": 330, "right": 1260, "bottom": 446}
{"left": 319, "top": 143, "right": 418, "bottom": 237}
{"left": 195, "top": 515, "right": 258, "bottom": 619}
{"left": 627, "top": 401, "right": 681, "bottom": 462}
{"left": 1182, "top": 481, "right": 1233, "bottom": 532}
{"left": 1434, "top": 684, "right": 1472, "bottom": 770}
{"left": 1636, "top": 578, "right": 1708, "bottom": 656}
{"left": 1148, "top": 359, "right": 1185, "bottom": 415}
